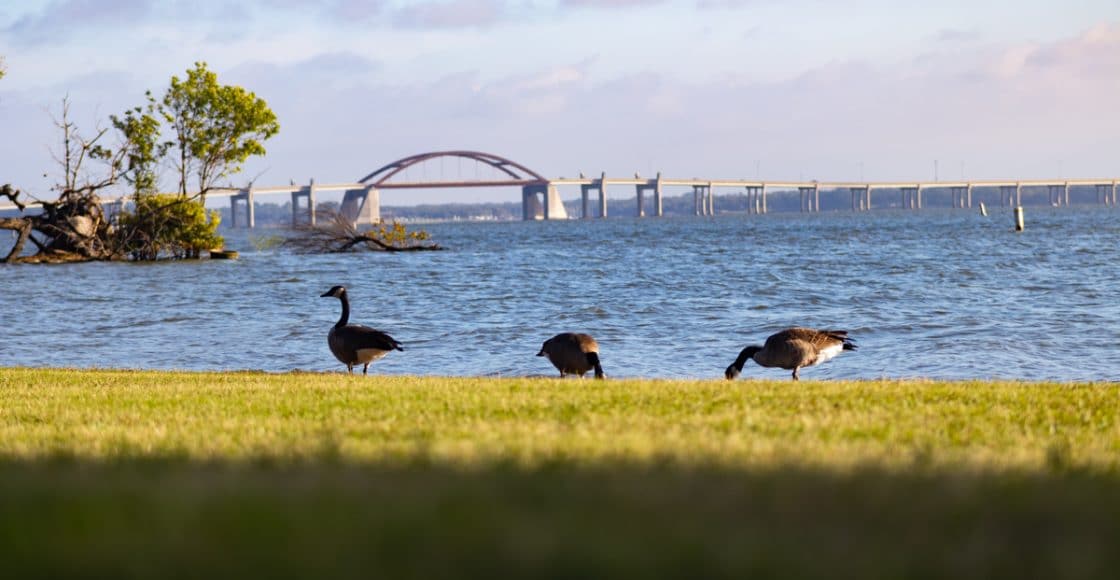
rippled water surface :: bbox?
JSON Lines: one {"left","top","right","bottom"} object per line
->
{"left": 3, "top": 208, "right": 1118, "bottom": 381}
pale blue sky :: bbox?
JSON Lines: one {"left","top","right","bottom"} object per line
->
{"left": 2, "top": 0, "right": 1119, "bottom": 204}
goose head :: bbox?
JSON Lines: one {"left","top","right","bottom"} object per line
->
{"left": 320, "top": 285, "right": 347, "bottom": 299}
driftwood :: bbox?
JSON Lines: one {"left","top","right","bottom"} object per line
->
{"left": 287, "top": 211, "right": 442, "bottom": 253}
{"left": 2, "top": 185, "right": 122, "bottom": 264}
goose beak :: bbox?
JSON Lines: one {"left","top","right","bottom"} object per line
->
{"left": 319, "top": 291, "right": 331, "bottom": 297}
{"left": 536, "top": 349, "right": 545, "bottom": 357}
{"left": 724, "top": 365, "right": 741, "bottom": 380}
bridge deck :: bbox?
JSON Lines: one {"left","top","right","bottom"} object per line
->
{"left": 3, "top": 177, "right": 1117, "bottom": 213}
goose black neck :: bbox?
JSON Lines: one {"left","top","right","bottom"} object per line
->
{"left": 734, "top": 346, "right": 761, "bottom": 370}
{"left": 335, "top": 292, "right": 350, "bottom": 328}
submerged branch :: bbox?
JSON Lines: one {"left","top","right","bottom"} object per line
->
{"left": 287, "top": 212, "right": 442, "bottom": 253}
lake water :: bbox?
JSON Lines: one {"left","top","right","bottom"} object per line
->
{"left": 2, "top": 207, "right": 1118, "bottom": 381}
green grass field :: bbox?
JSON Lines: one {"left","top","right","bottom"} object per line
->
{"left": 2, "top": 368, "right": 1119, "bottom": 578}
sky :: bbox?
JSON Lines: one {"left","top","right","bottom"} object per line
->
{"left": 2, "top": 0, "right": 1119, "bottom": 205}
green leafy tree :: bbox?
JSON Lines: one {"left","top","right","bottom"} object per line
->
{"left": 117, "top": 193, "right": 223, "bottom": 260}
{"left": 110, "top": 92, "right": 162, "bottom": 196}
{"left": 160, "top": 62, "right": 279, "bottom": 201}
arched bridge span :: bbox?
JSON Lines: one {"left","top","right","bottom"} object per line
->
{"left": 358, "top": 150, "right": 548, "bottom": 188}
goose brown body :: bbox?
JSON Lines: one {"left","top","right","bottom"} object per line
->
{"left": 321, "top": 286, "right": 402, "bottom": 374}
{"left": 725, "top": 327, "right": 856, "bottom": 381}
{"left": 537, "top": 333, "right": 605, "bottom": 379}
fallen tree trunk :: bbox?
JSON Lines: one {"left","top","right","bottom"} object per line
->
{"left": 1, "top": 185, "right": 121, "bottom": 264}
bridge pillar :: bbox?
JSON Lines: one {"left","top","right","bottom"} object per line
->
{"left": 1113, "top": 181, "right": 1118, "bottom": 206}
{"left": 636, "top": 186, "right": 645, "bottom": 217}
{"left": 655, "top": 173, "right": 663, "bottom": 217}
{"left": 761, "top": 185, "right": 768, "bottom": 214}
{"left": 290, "top": 179, "right": 317, "bottom": 227}
{"left": 967, "top": 183, "right": 973, "bottom": 208}
{"left": 706, "top": 184, "right": 715, "bottom": 215}
{"left": 230, "top": 189, "right": 256, "bottom": 228}
{"left": 799, "top": 187, "right": 814, "bottom": 213}
{"left": 1015, "top": 183, "right": 1022, "bottom": 207}
{"left": 340, "top": 186, "right": 379, "bottom": 227}
{"left": 522, "top": 187, "right": 535, "bottom": 220}
{"left": 547, "top": 183, "right": 567, "bottom": 220}
{"left": 814, "top": 184, "right": 821, "bottom": 212}
{"left": 693, "top": 186, "right": 701, "bottom": 216}
{"left": 599, "top": 173, "right": 607, "bottom": 218}
{"left": 1064, "top": 182, "right": 1070, "bottom": 206}
{"left": 521, "top": 183, "right": 567, "bottom": 221}
{"left": 916, "top": 185, "right": 923, "bottom": 209}
{"left": 581, "top": 185, "right": 590, "bottom": 219}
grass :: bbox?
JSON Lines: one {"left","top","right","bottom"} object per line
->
{"left": 2, "top": 368, "right": 1119, "bottom": 578}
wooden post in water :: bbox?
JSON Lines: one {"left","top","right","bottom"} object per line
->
{"left": 1014, "top": 206, "right": 1025, "bottom": 231}
{"left": 979, "top": 202, "right": 987, "bottom": 217}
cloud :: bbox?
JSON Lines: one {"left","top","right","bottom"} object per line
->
{"left": 393, "top": 0, "right": 508, "bottom": 29}
{"left": 5, "top": 18, "right": 1120, "bottom": 199}
{"left": 1023, "top": 21, "right": 1120, "bottom": 78}
{"left": 3, "top": 0, "right": 154, "bottom": 45}
{"left": 560, "top": 0, "right": 667, "bottom": 9}
{"left": 931, "top": 28, "right": 979, "bottom": 43}
{"left": 695, "top": 0, "right": 761, "bottom": 8}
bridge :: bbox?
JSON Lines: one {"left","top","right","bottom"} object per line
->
{"left": 3, "top": 150, "right": 1117, "bottom": 225}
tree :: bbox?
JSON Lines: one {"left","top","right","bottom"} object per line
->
{"left": 160, "top": 62, "right": 279, "bottom": 201}
{"left": 116, "top": 193, "right": 222, "bottom": 260}
{"left": 1, "top": 98, "right": 126, "bottom": 263}
{"left": 110, "top": 92, "right": 162, "bottom": 196}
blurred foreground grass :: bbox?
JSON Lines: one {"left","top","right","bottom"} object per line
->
{"left": 2, "top": 368, "right": 1119, "bottom": 578}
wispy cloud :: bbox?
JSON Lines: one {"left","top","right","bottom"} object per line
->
{"left": 394, "top": 0, "right": 509, "bottom": 29}
{"left": 560, "top": 0, "right": 667, "bottom": 9}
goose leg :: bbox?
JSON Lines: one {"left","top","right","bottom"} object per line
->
{"left": 363, "top": 363, "right": 369, "bottom": 375}
{"left": 792, "top": 367, "right": 800, "bottom": 381}
{"left": 347, "top": 363, "right": 354, "bottom": 374}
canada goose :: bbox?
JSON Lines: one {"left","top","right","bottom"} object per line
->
{"left": 725, "top": 327, "right": 856, "bottom": 381}
{"left": 320, "top": 285, "right": 402, "bottom": 374}
{"left": 537, "top": 333, "right": 605, "bottom": 379}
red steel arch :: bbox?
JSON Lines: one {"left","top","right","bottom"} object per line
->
{"left": 358, "top": 151, "right": 548, "bottom": 188}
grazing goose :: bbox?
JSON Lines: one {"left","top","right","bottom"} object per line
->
{"left": 320, "top": 285, "right": 402, "bottom": 374}
{"left": 725, "top": 327, "right": 856, "bottom": 381}
{"left": 537, "top": 333, "right": 605, "bottom": 379}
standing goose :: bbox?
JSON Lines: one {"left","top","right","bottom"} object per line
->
{"left": 537, "top": 333, "right": 605, "bottom": 379}
{"left": 320, "top": 285, "right": 402, "bottom": 374}
{"left": 725, "top": 327, "right": 856, "bottom": 381}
